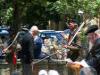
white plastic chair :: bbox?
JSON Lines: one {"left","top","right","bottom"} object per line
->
{"left": 38, "top": 70, "right": 48, "bottom": 75}
{"left": 48, "top": 70, "right": 60, "bottom": 75}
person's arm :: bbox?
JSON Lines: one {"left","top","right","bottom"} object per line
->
{"left": 64, "top": 42, "right": 81, "bottom": 50}
{"left": 66, "top": 45, "right": 80, "bottom": 50}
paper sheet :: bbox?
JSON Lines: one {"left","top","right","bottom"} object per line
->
{"left": 74, "top": 59, "right": 90, "bottom": 67}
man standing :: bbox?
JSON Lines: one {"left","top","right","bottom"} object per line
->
{"left": 62, "top": 21, "right": 80, "bottom": 61}
{"left": 20, "top": 26, "right": 39, "bottom": 75}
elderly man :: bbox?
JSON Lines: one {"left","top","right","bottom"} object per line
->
{"left": 67, "top": 25, "right": 100, "bottom": 75}
{"left": 84, "top": 25, "right": 100, "bottom": 75}
{"left": 20, "top": 25, "right": 39, "bottom": 75}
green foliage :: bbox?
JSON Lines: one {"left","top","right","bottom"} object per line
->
{"left": 0, "top": 0, "right": 13, "bottom": 25}
{"left": 3, "top": 7, "right": 13, "bottom": 24}
{"left": 0, "top": 0, "right": 100, "bottom": 29}
{"left": 78, "top": 0, "right": 100, "bottom": 16}
{"left": 80, "top": 29, "right": 87, "bottom": 43}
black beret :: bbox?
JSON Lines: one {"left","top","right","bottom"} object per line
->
{"left": 85, "top": 25, "right": 98, "bottom": 35}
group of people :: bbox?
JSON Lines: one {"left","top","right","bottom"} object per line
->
{"left": 2, "top": 21, "right": 100, "bottom": 75}
{"left": 62, "top": 21, "right": 100, "bottom": 75}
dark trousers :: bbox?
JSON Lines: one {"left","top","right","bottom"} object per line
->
{"left": 22, "top": 63, "right": 33, "bottom": 75}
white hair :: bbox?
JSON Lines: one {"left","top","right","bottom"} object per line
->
{"left": 30, "top": 25, "right": 39, "bottom": 32}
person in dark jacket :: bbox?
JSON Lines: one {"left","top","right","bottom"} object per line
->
{"left": 67, "top": 25, "right": 100, "bottom": 75}
{"left": 20, "top": 25, "right": 39, "bottom": 75}
{"left": 84, "top": 25, "right": 100, "bottom": 75}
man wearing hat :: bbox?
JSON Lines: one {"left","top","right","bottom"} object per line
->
{"left": 84, "top": 25, "right": 100, "bottom": 75}
{"left": 66, "top": 25, "right": 100, "bottom": 75}
{"left": 62, "top": 21, "right": 80, "bottom": 61}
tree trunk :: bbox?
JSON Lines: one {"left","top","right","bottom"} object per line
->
{"left": 12, "top": 0, "right": 20, "bottom": 34}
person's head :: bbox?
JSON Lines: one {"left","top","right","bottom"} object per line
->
{"left": 30, "top": 25, "right": 39, "bottom": 37}
{"left": 85, "top": 25, "right": 98, "bottom": 35}
{"left": 86, "top": 25, "right": 99, "bottom": 43}
{"left": 68, "top": 22, "right": 78, "bottom": 30}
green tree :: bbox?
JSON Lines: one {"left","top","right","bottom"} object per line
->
{"left": 0, "top": 0, "right": 100, "bottom": 31}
